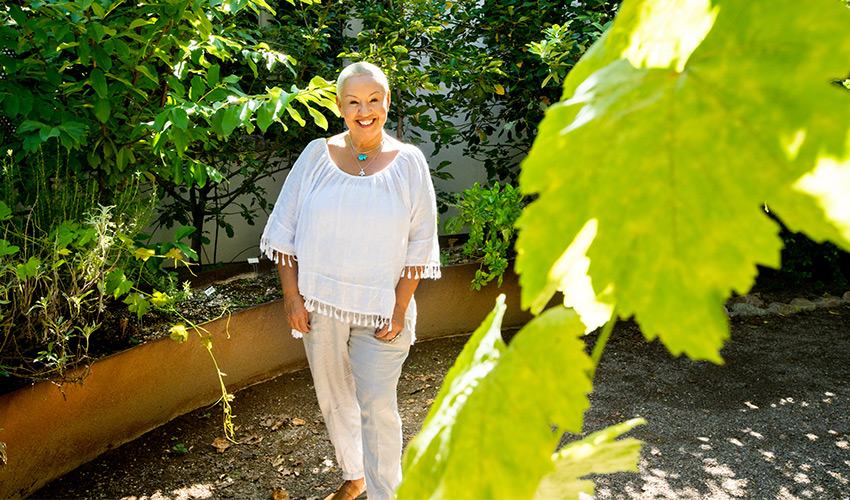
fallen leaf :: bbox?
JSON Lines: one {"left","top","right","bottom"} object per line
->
{"left": 292, "top": 418, "right": 306, "bottom": 426}
{"left": 212, "top": 437, "right": 231, "bottom": 453}
{"left": 238, "top": 433, "right": 264, "bottom": 445}
{"left": 271, "top": 418, "right": 285, "bottom": 431}
{"left": 271, "top": 486, "right": 291, "bottom": 500}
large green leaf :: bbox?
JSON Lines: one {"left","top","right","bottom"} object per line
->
{"left": 517, "top": 0, "right": 850, "bottom": 362}
{"left": 398, "top": 297, "right": 598, "bottom": 499}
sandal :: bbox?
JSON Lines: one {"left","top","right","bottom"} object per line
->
{"left": 323, "top": 479, "right": 367, "bottom": 500}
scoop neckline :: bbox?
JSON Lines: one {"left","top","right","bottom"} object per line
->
{"left": 323, "top": 138, "right": 403, "bottom": 179}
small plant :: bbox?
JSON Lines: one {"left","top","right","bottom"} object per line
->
{"left": 444, "top": 183, "right": 525, "bottom": 290}
{"left": 170, "top": 437, "right": 189, "bottom": 455}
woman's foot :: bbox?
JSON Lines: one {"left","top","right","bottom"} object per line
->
{"left": 323, "top": 478, "right": 367, "bottom": 500}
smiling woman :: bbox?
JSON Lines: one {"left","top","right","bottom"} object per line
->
{"left": 330, "top": 63, "right": 393, "bottom": 177}
{"left": 260, "top": 61, "right": 442, "bottom": 500}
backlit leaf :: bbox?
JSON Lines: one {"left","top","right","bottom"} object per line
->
{"left": 399, "top": 297, "right": 596, "bottom": 499}
{"left": 517, "top": 0, "right": 850, "bottom": 362}
{"left": 533, "top": 418, "right": 645, "bottom": 499}
{"left": 134, "top": 247, "right": 156, "bottom": 261}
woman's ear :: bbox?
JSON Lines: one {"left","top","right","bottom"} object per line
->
{"left": 336, "top": 96, "right": 343, "bottom": 116}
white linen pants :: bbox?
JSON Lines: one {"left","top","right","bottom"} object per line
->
{"left": 302, "top": 312, "right": 411, "bottom": 500}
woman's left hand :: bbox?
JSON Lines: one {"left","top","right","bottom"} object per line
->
{"left": 375, "top": 312, "right": 405, "bottom": 343}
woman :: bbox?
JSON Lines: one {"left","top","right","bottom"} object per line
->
{"left": 260, "top": 62, "right": 441, "bottom": 500}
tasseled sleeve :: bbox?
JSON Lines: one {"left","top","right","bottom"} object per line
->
{"left": 260, "top": 140, "right": 318, "bottom": 266}
{"left": 403, "top": 147, "right": 441, "bottom": 280}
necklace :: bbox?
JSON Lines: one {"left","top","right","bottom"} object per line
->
{"left": 347, "top": 134, "right": 384, "bottom": 176}
{"left": 348, "top": 134, "right": 383, "bottom": 161}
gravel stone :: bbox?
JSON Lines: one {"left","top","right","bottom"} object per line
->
{"left": 767, "top": 302, "right": 800, "bottom": 315}
{"left": 727, "top": 303, "right": 766, "bottom": 317}
{"left": 788, "top": 298, "right": 817, "bottom": 311}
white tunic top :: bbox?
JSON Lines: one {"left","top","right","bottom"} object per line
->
{"left": 260, "top": 138, "right": 441, "bottom": 339}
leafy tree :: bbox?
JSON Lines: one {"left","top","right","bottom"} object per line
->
{"left": 399, "top": 0, "right": 850, "bottom": 497}
{"left": 340, "top": 0, "right": 505, "bottom": 183}
{"left": 444, "top": 0, "right": 621, "bottom": 184}
{"left": 148, "top": 0, "right": 350, "bottom": 262}
{"left": 341, "top": 0, "right": 619, "bottom": 207}
{"left": 0, "top": 0, "right": 337, "bottom": 260}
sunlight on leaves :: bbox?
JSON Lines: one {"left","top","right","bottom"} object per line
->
{"left": 534, "top": 418, "right": 645, "bottom": 499}
{"left": 399, "top": 297, "right": 596, "bottom": 499}
{"left": 170, "top": 324, "right": 189, "bottom": 343}
{"left": 618, "top": 0, "right": 718, "bottom": 72}
{"left": 133, "top": 247, "right": 156, "bottom": 261}
{"left": 517, "top": 0, "right": 850, "bottom": 362}
{"left": 795, "top": 153, "right": 850, "bottom": 243}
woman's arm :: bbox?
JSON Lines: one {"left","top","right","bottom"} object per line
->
{"left": 278, "top": 258, "right": 310, "bottom": 333}
{"left": 374, "top": 267, "right": 422, "bottom": 341}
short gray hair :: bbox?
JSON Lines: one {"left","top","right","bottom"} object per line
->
{"left": 336, "top": 62, "right": 390, "bottom": 97}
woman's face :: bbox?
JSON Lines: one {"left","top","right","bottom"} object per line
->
{"left": 337, "top": 74, "right": 390, "bottom": 138}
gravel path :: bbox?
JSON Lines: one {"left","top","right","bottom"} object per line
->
{"left": 586, "top": 310, "right": 850, "bottom": 499}
{"left": 33, "top": 306, "right": 850, "bottom": 500}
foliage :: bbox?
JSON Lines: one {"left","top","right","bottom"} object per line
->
{"left": 444, "top": 182, "right": 524, "bottom": 289}
{"left": 150, "top": 0, "right": 348, "bottom": 263}
{"left": 0, "top": 0, "right": 338, "bottom": 261}
{"left": 341, "top": 1, "right": 619, "bottom": 186}
{"left": 770, "top": 211, "right": 848, "bottom": 287}
{"left": 401, "top": 0, "right": 850, "bottom": 498}
{"left": 400, "top": 296, "right": 643, "bottom": 499}
{"left": 0, "top": 148, "right": 149, "bottom": 380}
{"left": 341, "top": 0, "right": 504, "bottom": 145}
{"left": 453, "top": 0, "right": 619, "bottom": 184}
{"left": 518, "top": 0, "right": 850, "bottom": 360}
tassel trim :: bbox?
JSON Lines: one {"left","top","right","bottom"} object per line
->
{"left": 303, "top": 297, "right": 389, "bottom": 329}
{"left": 402, "top": 264, "right": 441, "bottom": 280}
{"left": 290, "top": 297, "right": 416, "bottom": 343}
{"left": 260, "top": 239, "right": 297, "bottom": 267}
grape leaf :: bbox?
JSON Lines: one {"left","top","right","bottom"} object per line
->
{"left": 398, "top": 297, "right": 597, "bottom": 499}
{"left": 517, "top": 0, "right": 850, "bottom": 362}
{"left": 105, "top": 269, "right": 133, "bottom": 298}
{"left": 533, "top": 418, "right": 645, "bottom": 499}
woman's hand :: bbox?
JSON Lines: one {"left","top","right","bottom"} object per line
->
{"left": 277, "top": 258, "right": 309, "bottom": 333}
{"left": 375, "top": 310, "right": 405, "bottom": 342}
{"left": 284, "top": 294, "right": 310, "bottom": 334}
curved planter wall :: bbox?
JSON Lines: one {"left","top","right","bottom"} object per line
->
{"left": 0, "top": 262, "right": 537, "bottom": 499}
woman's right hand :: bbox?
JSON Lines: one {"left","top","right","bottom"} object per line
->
{"left": 284, "top": 293, "right": 310, "bottom": 333}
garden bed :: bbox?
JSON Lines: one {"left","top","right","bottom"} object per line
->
{"left": 0, "top": 258, "right": 533, "bottom": 499}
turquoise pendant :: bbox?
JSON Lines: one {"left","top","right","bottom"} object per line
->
{"left": 358, "top": 154, "right": 368, "bottom": 161}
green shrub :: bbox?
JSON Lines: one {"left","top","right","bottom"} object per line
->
{"left": 444, "top": 182, "right": 525, "bottom": 290}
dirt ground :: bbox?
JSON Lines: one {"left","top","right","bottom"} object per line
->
{"left": 30, "top": 273, "right": 850, "bottom": 500}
